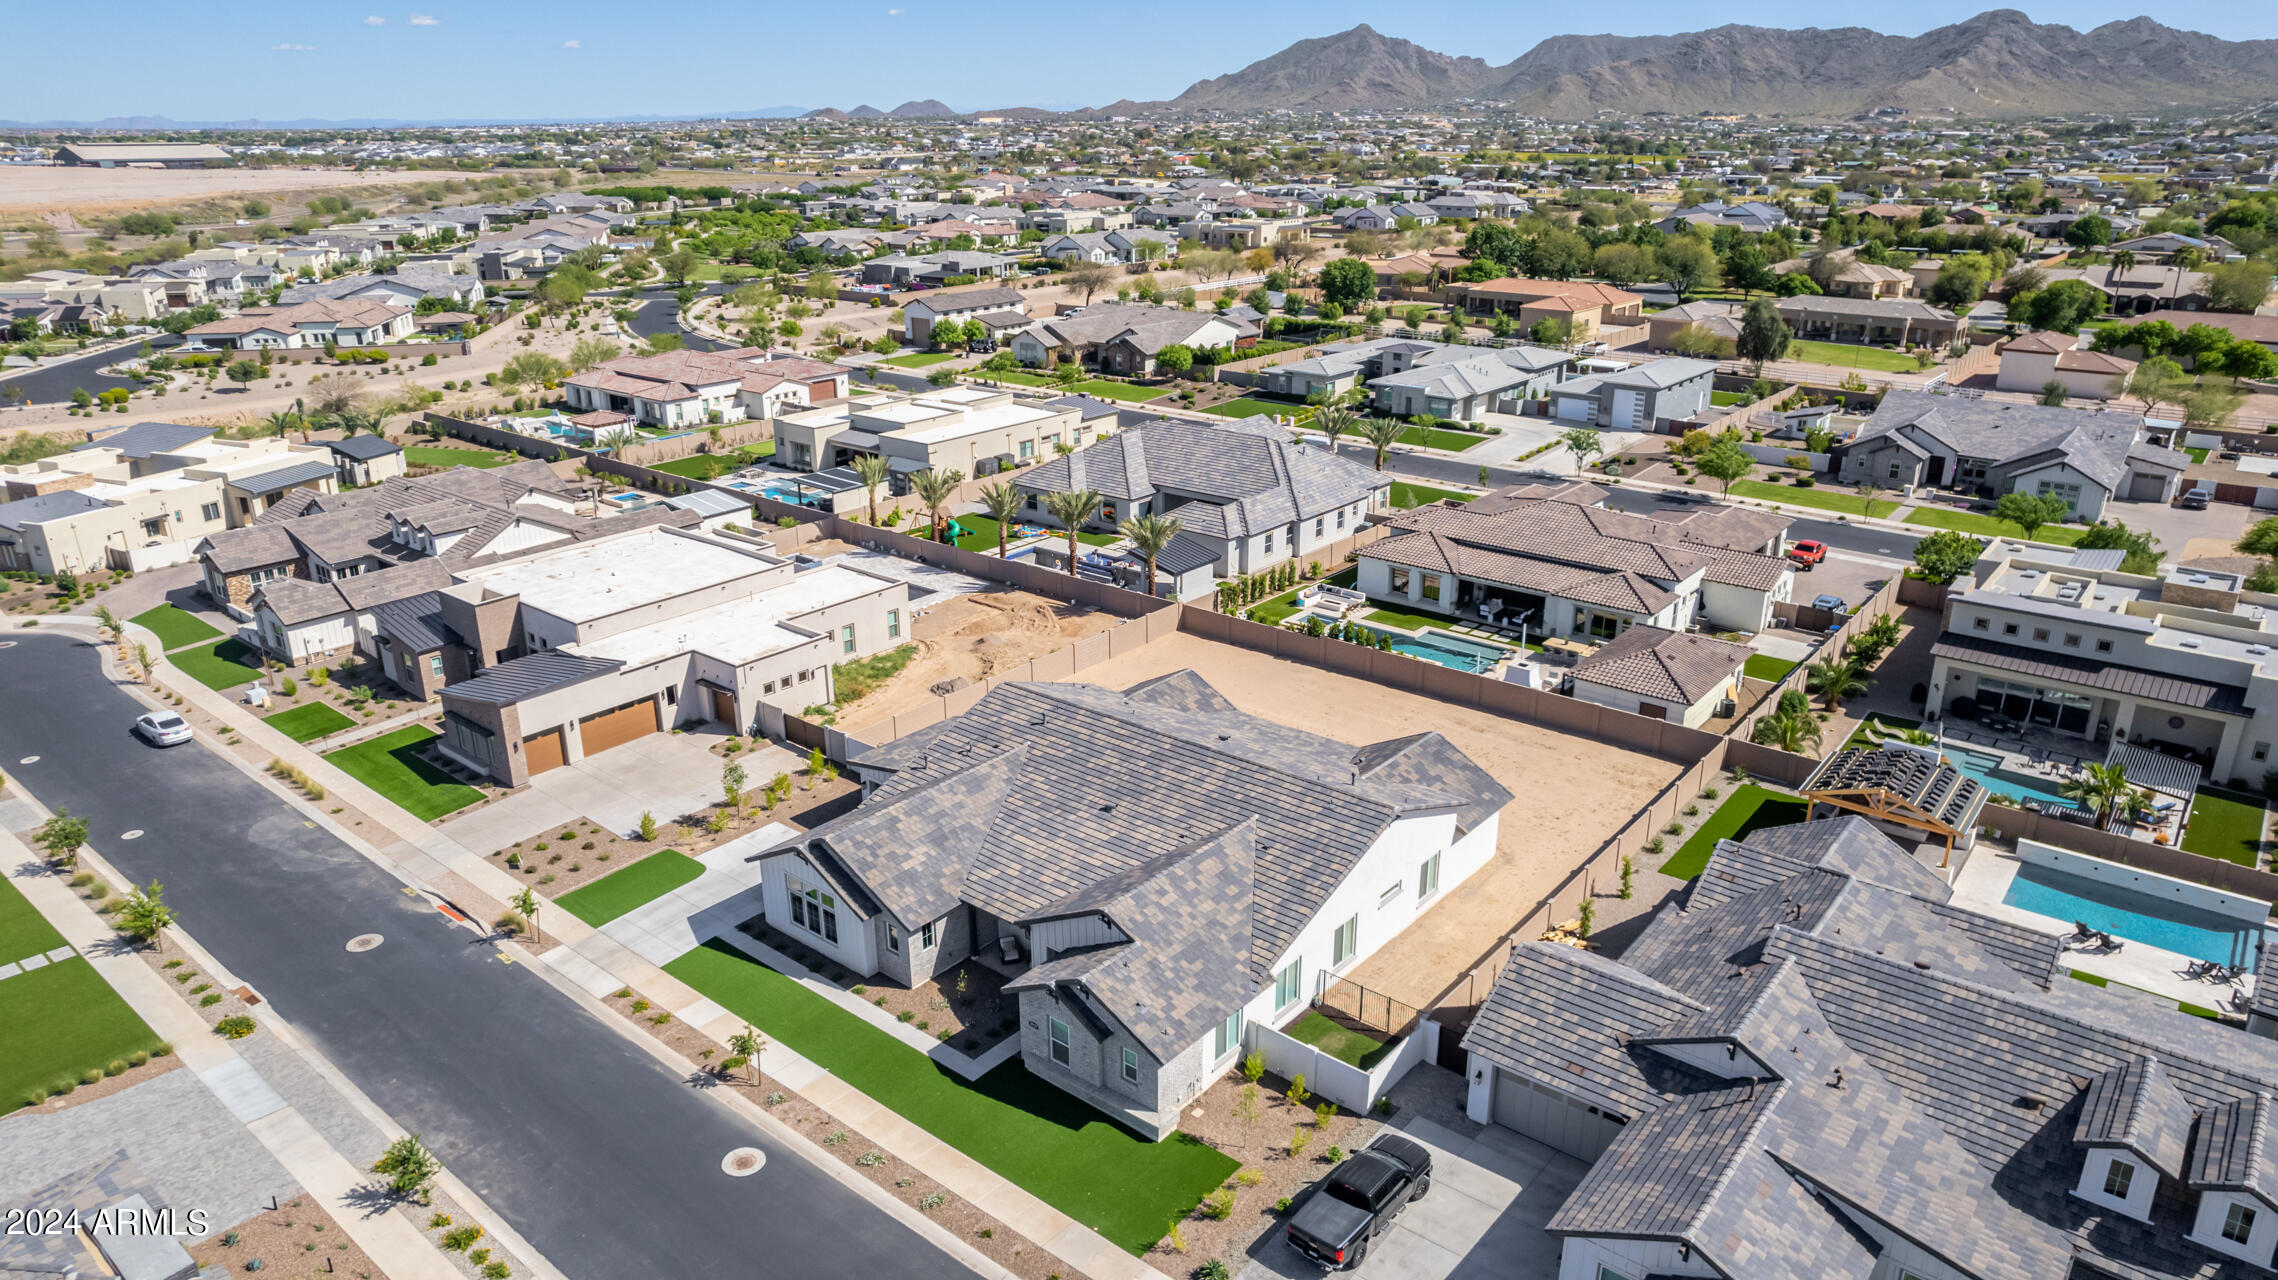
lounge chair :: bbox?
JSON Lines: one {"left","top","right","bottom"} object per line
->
{"left": 2095, "top": 931, "right": 2124, "bottom": 953}
{"left": 2186, "top": 959, "right": 2220, "bottom": 981}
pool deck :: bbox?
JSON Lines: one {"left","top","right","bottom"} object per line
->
{"left": 1952, "top": 846, "right": 2259, "bottom": 1013}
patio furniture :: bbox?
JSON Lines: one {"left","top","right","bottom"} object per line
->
{"left": 997, "top": 933, "right": 1023, "bottom": 965}
{"left": 2186, "top": 959, "right": 2221, "bottom": 981}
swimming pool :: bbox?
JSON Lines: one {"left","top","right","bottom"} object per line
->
{"left": 1945, "top": 746, "right": 2074, "bottom": 809}
{"left": 1353, "top": 624, "right": 1514, "bottom": 674}
{"left": 2003, "top": 860, "right": 2263, "bottom": 965}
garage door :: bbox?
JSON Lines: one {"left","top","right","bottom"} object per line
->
{"left": 578, "top": 698, "right": 657, "bottom": 757}
{"left": 1611, "top": 388, "right": 1644, "bottom": 430}
{"left": 1556, "top": 396, "right": 1594, "bottom": 424}
{"left": 523, "top": 728, "right": 567, "bottom": 776}
{"left": 1491, "top": 1071, "right": 1624, "bottom": 1161}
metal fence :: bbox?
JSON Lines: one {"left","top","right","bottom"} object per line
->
{"left": 1314, "top": 975, "right": 1420, "bottom": 1041}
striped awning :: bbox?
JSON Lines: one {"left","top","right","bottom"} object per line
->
{"left": 2103, "top": 741, "right": 2203, "bottom": 800}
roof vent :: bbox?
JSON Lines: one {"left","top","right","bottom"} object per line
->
{"left": 2181, "top": 638, "right": 2201, "bottom": 649}
{"left": 2251, "top": 645, "right": 2271, "bottom": 656}
{"left": 2016, "top": 1094, "right": 2048, "bottom": 1112}
{"left": 1913, "top": 959, "right": 1933, "bottom": 970}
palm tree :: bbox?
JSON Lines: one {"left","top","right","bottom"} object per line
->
{"left": 1042, "top": 488, "right": 1104, "bottom": 577}
{"left": 1314, "top": 405, "right": 1358, "bottom": 457}
{"left": 1117, "top": 513, "right": 1184, "bottom": 597}
{"left": 2060, "top": 761, "right": 2141, "bottom": 827}
{"left": 910, "top": 467, "right": 964, "bottom": 544}
{"left": 851, "top": 454, "right": 892, "bottom": 525}
{"left": 1751, "top": 706, "right": 1824, "bottom": 755}
{"left": 979, "top": 481, "right": 1025, "bottom": 558}
{"left": 264, "top": 409, "right": 302, "bottom": 437}
{"left": 1359, "top": 415, "right": 1404, "bottom": 471}
{"left": 1806, "top": 656, "right": 1871, "bottom": 712}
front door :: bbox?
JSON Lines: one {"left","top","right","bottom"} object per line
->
{"left": 708, "top": 686, "right": 735, "bottom": 726}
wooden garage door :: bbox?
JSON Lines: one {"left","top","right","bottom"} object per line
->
{"left": 579, "top": 698, "right": 656, "bottom": 757}
{"left": 1492, "top": 1071, "right": 1624, "bottom": 1161}
{"left": 523, "top": 728, "right": 566, "bottom": 776}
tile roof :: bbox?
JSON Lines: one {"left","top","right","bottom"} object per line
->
{"left": 2077, "top": 1055, "right": 2196, "bottom": 1176}
{"left": 1013, "top": 418, "right": 1385, "bottom": 535}
{"left": 1570, "top": 625, "right": 1752, "bottom": 705}
{"left": 1848, "top": 390, "right": 2186, "bottom": 495}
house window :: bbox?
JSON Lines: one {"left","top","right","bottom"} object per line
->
{"left": 141, "top": 517, "right": 166, "bottom": 538}
{"left": 2032, "top": 628, "right": 2050, "bottom": 643}
{"left": 1274, "top": 960, "right": 1303, "bottom": 1011}
{"left": 1391, "top": 567, "right": 1411, "bottom": 594}
{"left": 1019, "top": 440, "right": 1035, "bottom": 459}
{"left": 1422, "top": 573, "right": 1442, "bottom": 603}
{"left": 1048, "top": 1017, "right": 1070, "bottom": 1067}
{"left": 1418, "top": 853, "right": 1442, "bottom": 899}
{"left": 798, "top": 670, "right": 811, "bottom": 682}
{"left": 1264, "top": 530, "right": 1275, "bottom": 554}
{"left": 920, "top": 920, "right": 936, "bottom": 948}
{"left": 2257, "top": 744, "right": 2271, "bottom": 763}
{"left": 2096, "top": 639, "right": 2113, "bottom": 652}
{"left": 2002, "top": 622, "right": 2019, "bottom": 636}
{"left": 2063, "top": 633, "right": 2081, "bottom": 648}
{"left": 1314, "top": 518, "right": 1324, "bottom": 538}
{"left": 1378, "top": 881, "right": 1403, "bottom": 908}
{"left": 1887, "top": 462, "right": 1903, "bottom": 480}
{"left": 886, "top": 923, "right": 901, "bottom": 953}
{"left": 1214, "top": 1010, "right": 1242, "bottom": 1059}
{"left": 2225, "top": 1202, "right": 2258, "bottom": 1244}
{"left": 1336, "top": 509, "right": 1346, "bottom": 528}
{"left": 764, "top": 680, "right": 777, "bottom": 694}
{"left": 1121, "top": 1048, "right": 1140, "bottom": 1085}
{"left": 2104, "top": 1160, "right": 2135, "bottom": 1200}
{"left": 887, "top": 609, "right": 901, "bottom": 639}
{"left": 1331, "top": 916, "right": 1358, "bottom": 968}
{"left": 428, "top": 654, "right": 443, "bottom": 679}
{"left": 1972, "top": 617, "right": 1990, "bottom": 632}
{"left": 787, "top": 877, "right": 838, "bottom": 944}
{"left": 1596, "top": 1269, "right": 1639, "bottom": 1280}
{"left": 841, "top": 624, "right": 857, "bottom": 654}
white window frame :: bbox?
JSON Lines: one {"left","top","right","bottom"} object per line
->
{"left": 1121, "top": 1047, "right": 1140, "bottom": 1085}
{"left": 1418, "top": 852, "right": 1442, "bottom": 900}
{"left": 1048, "top": 1017, "right": 1070, "bottom": 1067}
{"left": 2225, "top": 1201, "right": 2257, "bottom": 1244}
{"left": 1274, "top": 960, "right": 1303, "bottom": 1011}
{"left": 1331, "top": 916, "right": 1358, "bottom": 968}
{"left": 1213, "top": 1010, "right": 1242, "bottom": 1059}
{"left": 2104, "top": 1159, "right": 2134, "bottom": 1200}
{"left": 920, "top": 920, "right": 936, "bottom": 948}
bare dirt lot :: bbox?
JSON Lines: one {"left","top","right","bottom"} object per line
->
{"left": 0, "top": 166, "right": 499, "bottom": 215}
{"left": 1063, "top": 630, "right": 1685, "bottom": 1010}
{"left": 842, "top": 590, "right": 1122, "bottom": 733}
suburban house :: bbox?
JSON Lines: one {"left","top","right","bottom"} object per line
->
{"left": 901, "top": 286, "right": 1028, "bottom": 345}
{"left": 1646, "top": 299, "right": 1745, "bottom": 353}
{"left": 2034, "top": 263, "right": 2218, "bottom": 316}
{"left": 772, "top": 387, "right": 1089, "bottom": 479}
{"left": 324, "top": 435, "right": 408, "bottom": 488}
{"left": 435, "top": 528, "right": 908, "bottom": 783}
{"left": 751, "top": 671, "right": 1511, "bottom": 1138}
{"left": 1996, "top": 331, "right": 2137, "bottom": 399}
{"left": 1770, "top": 295, "right": 1965, "bottom": 349}
{"left": 1651, "top": 199, "right": 1788, "bottom": 234}
{"left": 2110, "top": 232, "right": 2239, "bottom": 263}
{"left": 859, "top": 251, "right": 1018, "bottom": 287}
{"left": 1568, "top": 625, "right": 1753, "bottom": 726}
{"left": 185, "top": 299, "right": 415, "bottom": 350}
{"left": 1258, "top": 337, "right": 1571, "bottom": 409}
{"left": 1462, "top": 816, "right": 2278, "bottom": 1280}
{"left": 280, "top": 266, "right": 482, "bottom": 309}
{"left": 1011, "top": 304, "right": 1257, "bottom": 378}
{"left": 1449, "top": 279, "right": 1644, "bottom": 334}
{"left": 1356, "top": 481, "right": 1793, "bottom": 638}
{"left": 1545, "top": 358, "right": 1717, "bottom": 431}
{"left": 2133, "top": 309, "right": 2278, "bottom": 354}
{"left": 563, "top": 348, "right": 851, "bottom": 429}
{"left": 1831, "top": 391, "right": 2189, "bottom": 520}
{"left": 1010, "top": 417, "right": 1389, "bottom": 588}
{"left": 1930, "top": 543, "right": 2278, "bottom": 784}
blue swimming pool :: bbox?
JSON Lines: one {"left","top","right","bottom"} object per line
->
{"left": 1946, "top": 746, "right": 2074, "bottom": 809}
{"left": 1353, "top": 624, "right": 1514, "bottom": 674}
{"left": 2002, "top": 861, "right": 2262, "bottom": 965}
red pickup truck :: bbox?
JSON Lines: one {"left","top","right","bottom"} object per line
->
{"left": 1786, "top": 539, "right": 1827, "bottom": 568}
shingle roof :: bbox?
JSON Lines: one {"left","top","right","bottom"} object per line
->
{"left": 1847, "top": 390, "right": 2186, "bottom": 495}
{"left": 1570, "top": 625, "right": 1751, "bottom": 705}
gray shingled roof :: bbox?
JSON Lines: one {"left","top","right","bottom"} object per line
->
{"left": 1013, "top": 418, "right": 1385, "bottom": 536}
{"left": 1847, "top": 391, "right": 2187, "bottom": 495}
{"left": 2077, "top": 1055, "right": 2196, "bottom": 1176}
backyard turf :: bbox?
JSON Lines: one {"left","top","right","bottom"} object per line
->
{"left": 2181, "top": 789, "right": 2268, "bottom": 867}
{"left": 665, "top": 939, "right": 1235, "bottom": 1254}
{"left": 1284, "top": 1010, "right": 1394, "bottom": 1069}
{"left": 403, "top": 445, "right": 517, "bottom": 469}
{"left": 323, "top": 726, "right": 482, "bottom": 821}
{"left": 1389, "top": 482, "right": 1474, "bottom": 509}
{"left": 262, "top": 702, "right": 356, "bottom": 743}
{"left": 167, "top": 639, "right": 265, "bottom": 692}
{"left": 128, "top": 605, "right": 220, "bottom": 651}
{"left": 1743, "top": 654, "right": 1799, "bottom": 682}
{"left": 555, "top": 851, "right": 707, "bottom": 927}
{"left": 1661, "top": 784, "right": 1811, "bottom": 880}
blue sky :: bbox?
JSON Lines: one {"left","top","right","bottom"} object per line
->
{"left": 8, "top": 3, "right": 2273, "bottom": 123}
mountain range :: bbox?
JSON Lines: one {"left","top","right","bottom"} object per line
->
{"left": 1161, "top": 13, "right": 2278, "bottom": 117}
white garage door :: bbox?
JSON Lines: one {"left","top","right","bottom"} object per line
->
{"left": 1555, "top": 396, "right": 1594, "bottom": 424}
{"left": 1611, "top": 388, "right": 1645, "bottom": 430}
{"left": 1492, "top": 1071, "right": 1625, "bottom": 1161}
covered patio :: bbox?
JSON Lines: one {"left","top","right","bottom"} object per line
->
{"left": 1801, "top": 743, "right": 1992, "bottom": 868}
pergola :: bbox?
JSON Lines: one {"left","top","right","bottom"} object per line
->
{"left": 1801, "top": 745, "right": 1991, "bottom": 867}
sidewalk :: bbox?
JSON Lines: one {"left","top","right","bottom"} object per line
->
{"left": 79, "top": 613, "right": 1170, "bottom": 1280}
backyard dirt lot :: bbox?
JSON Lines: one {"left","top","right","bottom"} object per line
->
{"left": 0, "top": 166, "right": 499, "bottom": 215}
{"left": 1062, "top": 630, "right": 1685, "bottom": 1011}
{"left": 844, "top": 589, "right": 1123, "bottom": 733}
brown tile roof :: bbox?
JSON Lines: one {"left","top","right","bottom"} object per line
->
{"left": 1571, "top": 625, "right": 1752, "bottom": 704}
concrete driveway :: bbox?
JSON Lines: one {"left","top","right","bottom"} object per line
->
{"left": 440, "top": 729, "right": 807, "bottom": 850}
{"left": 1238, "top": 1109, "right": 1582, "bottom": 1280}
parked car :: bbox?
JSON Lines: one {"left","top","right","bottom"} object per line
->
{"left": 1786, "top": 539, "right": 1827, "bottom": 568}
{"left": 2179, "top": 484, "right": 2214, "bottom": 509}
{"left": 1811, "top": 594, "right": 1848, "bottom": 613}
{"left": 132, "top": 711, "right": 192, "bottom": 747}
{"left": 1285, "top": 1134, "right": 1432, "bottom": 1270}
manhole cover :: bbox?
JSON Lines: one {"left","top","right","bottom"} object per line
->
{"left": 345, "top": 934, "right": 384, "bottom": 953}
{"left": 120, "top": 830, "right": 143, "bottom": 840}
{"left": 721, "top": 1147, "right": 765, "bottom": 1177}
{"left": 18, "top": 755, "right": 38, "bottom": 765}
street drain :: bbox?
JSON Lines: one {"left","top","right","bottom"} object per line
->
{"left": 721, "top": 1147, "right": 766, "bottom": 1177}
{"left": 345, "top": 934, "right": 384, "bottom": 953}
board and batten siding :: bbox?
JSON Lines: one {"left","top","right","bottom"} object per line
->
{"left": 755, "top": 849, "right": 880, "bottom": 976}
{"left": 1030, "top": 913, "right": 1127, "bottom": 960}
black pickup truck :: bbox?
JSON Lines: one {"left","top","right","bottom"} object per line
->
{"left": 1284, "top": 1134, "right": 1432, "bottom": 1270}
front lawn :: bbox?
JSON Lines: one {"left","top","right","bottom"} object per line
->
{"left": 168, "top": 638, "right": 265, "bottom": 692}
{"left": 1743, "top": 654, "right": 1799, "bottom": 682}
{"left": 833, "top": 643, "right": 918, "bottom": 703}
{"left": 554, "top": 851, "right": 706, "bottom": 927}
{"left": 0, "top": 869, "right": 66, "bottom": 962}
{"left": 263, "top": 702, "right": 356, "bottom": 744}
{"left": 1203, "top": 397, "right": 1299, "bottom": 419}
{"left": 1396, "top": 426, "right": 1485, "bottom": 452}
{"left": 129, "top": 604, "right": 220, "bottom": 651}
{"left": 1661, "top": 784, "right": 1811, "bottom": 880}
{"left": 1389, "top": 482, "right": 1474, "bottom": 509}
{"left": 0, "top": 883, "right": 164, "bottom": 1116}
{"left": 1728, "top": 480, "right": 1899, "bottom": 518}
{"left": 665, "top": 939, "right": 1235, "bottom": 1254}
{"left": 2182, "top": 789, "right": 2268, "bottom": 868}
{"left": 404, "top": 445, "right": 517, "bottom": 470}
{"left": 1902, "top": 507, "right": 2088, "bottom": 546}
{"left": 880, "top": 351, "right": 956, "bottom": 368}
{"left": 323, "top": 726, "right": 482, "bottom": 821}
{"left": 1283, "top": 1010, "right": 1393, "bottom": 1070}
{"left": 1787, "top": 340, "right": 1924, "bottom": 373}
{"left": 1061, "top": 379, "right": 1170, "bottom": 403}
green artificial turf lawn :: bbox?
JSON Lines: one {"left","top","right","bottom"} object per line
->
{"left": 404, "top": 445, "right": 516, "bottom": 469}
{"left": 1202, "top": 397, "right": 1295, "bottom": 419}
{"left": 1284, "top": 1010, "right": 1393, "bottom": 1069}
{"left": 129, "top": 605, "right": 221, "bottom": 651}
{"left": 0, "top": 957, "right": 164, "bottom": 1115}
{"left": 1787, "top": 339, "right": 1923, "bottom": 373}
{"left": 1395, "top": 426, "right": 1485, "bottom": 452}
{"left": 1728, "top": 480, "right": 1900, "bottom": 518}
{"left": 2182, "top": 789, "right": 2268, "bottom": 867}
{"left": 1363, "top": 599, "right": 1459, "bottom": 631}
{"left": 1743, "top": 654, "right": 1799, "bottom": 682}
{"left": 1662, "top": 785, "right": 1811, "bottom": 880}
{"left": 1902, "top": 507, "right": 2088, "bottom": 546}
{"left": 262, "top": 702, "right": 356, "bottom": 743}
{"left": 168, "top": 639, "right": 265, "bottom": 691}
{"left": 648, "top": 453, "right": 745, "bottom": 481}
{"left": 1059, "top": 379, "right": 1169, "bottom": 402}
{"left": 323, "top": 726, "right": 482, "bottom": 821}
{"left": 0, "top": 871, "right": 66, "bottom": 963}
{"left": 665, "top": 939, "right": 1235, "bottom": 1254}
{"left": 880, "top": 351, "right": 956, "bottom": 368}
{"left": 555, "top": 851, "right": 707, "bottom": 927}
{"left": 1389, "top": 482, "right": 1474, "bottom": 509}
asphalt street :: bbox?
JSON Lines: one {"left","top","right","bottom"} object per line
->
{"left": 628, "top": 284, "right": 729, "bottom": 352}
{"left": 0, "top": 335, "right": 178, "bottom": 406}
{"left": 0, "top": 634, "right": 958, "bottom": 1280}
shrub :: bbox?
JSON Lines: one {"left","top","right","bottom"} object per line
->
{"left": 201, "top": 993, "right": 223, "bottom": 1007}
{"left": 128, "top": 1050, "right": 149, "bottom": 1067}
{"left": 441, "top": 1226, "right": 485, "bottom": 1252}
{"left": 1198, "top": 1262, "right": 1231, "bottom": 1280}
{"left": 81, "top": 1068, "right": 103, "bottom": 1085}
{"left": 1275, "top": 1197, "right": 1293, "bottom": 1214}
{"left": 483, "top": 1263, "right": 510, "bottom": 1279}
{"left": 214, "top": 1015, "right": 256, "bottom": 1039}
{"left": 1200, "top": 1189, "right": 1236, "bottom": 1220}
{"left": 1325, "top": 1145, "right": 1344, "bottom": 1163}
{"left": 917, "top": 1192, "right": 946, "bottom": 1212}
{"left": 1235, "top": 1168, "right": 1264, "bottom": 1188}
